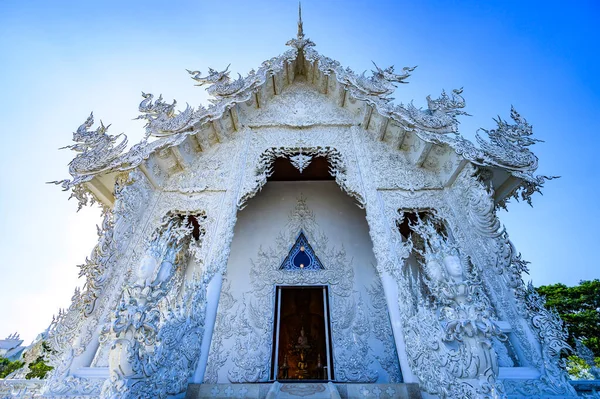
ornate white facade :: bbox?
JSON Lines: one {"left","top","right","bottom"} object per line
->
{"left": 0, "top": 8, "right": 582, "bottom": 399}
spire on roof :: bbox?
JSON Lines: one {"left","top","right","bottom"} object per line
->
{"left": 297, "top": 2, "right": 304, "bottom": 40}
{"left": 286, "top": 2, "right": 315, "bottom": 50}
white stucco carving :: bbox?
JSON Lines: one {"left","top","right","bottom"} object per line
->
{"left": 1, "top": 8, "right": 580, "bottom": 399}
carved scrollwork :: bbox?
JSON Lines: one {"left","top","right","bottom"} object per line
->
{"left": 403, "top": 88, "right": 468, "bottom": 134}
{"left": 206, "top": 196, "right": 399, "bottom": 384}
{"left": 135, "top": 92, "right": 194, "bottom": 138}
{"left": 99, "top": 211, "right": 210, "bottom": 399}
{"left": 238, "top": 145, "right": 365, "bottom": 209}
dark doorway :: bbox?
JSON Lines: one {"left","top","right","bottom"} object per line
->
{"left": 271, "top": 286, "right": 333, "bottom": 381}
{"left": 267, "top": 157, "right": 334, "bottom": 181}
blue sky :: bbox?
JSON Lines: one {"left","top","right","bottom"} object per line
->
{"left": 0, "top": 0, "right": 598, "bottom": 343}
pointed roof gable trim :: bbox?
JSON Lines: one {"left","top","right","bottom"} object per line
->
{"left": 52, "top": 7, "right": 552, "bottom": 210}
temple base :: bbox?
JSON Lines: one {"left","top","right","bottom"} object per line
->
{"left": 185, "top": 382, "right": 422, "bottom": 399}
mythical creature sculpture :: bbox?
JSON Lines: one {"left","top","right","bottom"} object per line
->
{"left": 187, "top": 65, "right": 248, "bottom": 99}
{"left": 476, "top": 106, "right": 540, "bottom": 171}
{"left": 342, "top": 62, "right": 416, "bottom": 101}
{"left": 135, "top": 92, "right": 194, "bottom": 138}
{"left": 405, "top": 214, "right": 506, "bottom": 398}
{"left": 50, "top": 113, "right": 128, "bottom": 210}
{"left": 61, "top": 113, "right": 127, "bottom": 177}
{"left": 101, "top": 213, "right": 207, "bottom": 399}
{"left": 404, "top": 88, "right": 469, "bottom": 134}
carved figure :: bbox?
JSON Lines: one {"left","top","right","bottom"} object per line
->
{"left": 407, "top": 214, "right": 505, "bottom": 397}
{"left": 60, "top": 113, "right": 127, "bottom": 177}
{"left": 404, "top": 88, "right": 468, "bottom": 133}
{"left": 187, "top": 65, "right": 248, "bottom": 98}
{"left": 342, "top": 62, "right": 416, "bottom": 100}
{"left": 476, "top": 106, "right": 541, "bottom": 170}
{"left": 135, "top": 92, "right": 194, "bottom": 138}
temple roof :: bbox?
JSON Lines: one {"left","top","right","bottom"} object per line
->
{"left": 51, "top": 5, "right": 552, "bottom": 211}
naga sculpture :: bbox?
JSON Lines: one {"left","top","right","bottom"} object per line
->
{"left": 187, "top": 65, "right": 248, "bottom": 99}
{"left": 341, "top": 62, "right": 416, "bottom": 101}
{"left": 476, "top": 106, "right": 541, "bottom": 171}
{"left": 135, "top": 92, "right": 194, "bottom": 138}
{"left": 64, "top": 113, "right": 128, "bottom": 176}
{"left": 404, "top": 88, "right": 469, "bottom": 134}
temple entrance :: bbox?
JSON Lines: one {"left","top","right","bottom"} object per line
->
{"left": 271, "top": 286, "right": 334, "bottom": 381}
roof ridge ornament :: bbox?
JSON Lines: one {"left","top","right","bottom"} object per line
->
{"left": 286, "top": 2, "right": 315, "bottom": 50}
{"left": 297, "top": 2, "right": 304, "bottom": 40}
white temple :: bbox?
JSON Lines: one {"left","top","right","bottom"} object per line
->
{"left": 0, "top": 6, "right": 584, "bottom": 399}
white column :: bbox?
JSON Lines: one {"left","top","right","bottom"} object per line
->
{"left": 380, "top": 270, "right": 417, "bottom": 383}
{"left": 69, "top": 326, "right": 101, "bottom": 372}
{"left": 191, "top": 272, "right": 223, "bottom": 383}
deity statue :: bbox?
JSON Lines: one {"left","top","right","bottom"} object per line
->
{"left": 295, "top": 327, "right": 311, "bottom": 379}
{"left": 278, "top": 289, "right": 326, "bottom": 380}
{"left": 412, "top": 215, "right": 502, "bottom": 391}
{"left": 296, "top": 327, "right": 309, "bottom": 348}
{"left": 297, "top": 351, "right": 308, "bottom": 379}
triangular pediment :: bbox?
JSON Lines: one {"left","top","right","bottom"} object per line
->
{"left": 248, "top": 81, "right": 356, "bottom": 128}
{"left": 56, "top": 10, "right": 550, "bottom": 211}
{"left": 279, "top": 231, "right": 324, "bottom": 271}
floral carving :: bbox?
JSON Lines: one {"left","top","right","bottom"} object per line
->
{"left": 33, "top": 11, "right": 576, "bottom": 399}
{"left": 289, "top": 151, "right": 313, "bottom": 173}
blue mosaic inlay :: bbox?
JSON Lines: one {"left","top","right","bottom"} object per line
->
{"left": 279, "top": 231, "right": 324, "bottom": 271}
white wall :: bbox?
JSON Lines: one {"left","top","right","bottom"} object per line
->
{"left": 205, "top": 181, "right": 402, "bottom": 383}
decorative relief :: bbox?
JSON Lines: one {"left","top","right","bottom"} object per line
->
{"left": 289, "top": 151, "right": 313, "bottom": 173}
{"left": 163, "top": 139, "right": 239, "bottom": 193}
{"left": 353, "top": 126, "right": 442, "bottom": 190}
{"left": 443, "top": 166, "right": 576, "bottom": 397}
{"left": 37, "top": 11, "right": 572, "bottom": 399}
{"left": 366, "top": 278, "right": 403, "bottom": 383}
{"left": 248, "top": 82, "right": 355, "bottom": 127}
{"left": 238, "top": 142, "right": 365, "bottom": 209}
{"left": 99, "top": 211, "right": 210, "bottom": 399}
{"left": 207, "top": 196, "right": 399, "bottom": 384}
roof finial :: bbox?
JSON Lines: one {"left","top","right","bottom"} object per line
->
{"left": 297, "top": 2, "right": 304, "bottom": 40}
{"left": 286, "top": 2, "right": 314, "bottom": 50}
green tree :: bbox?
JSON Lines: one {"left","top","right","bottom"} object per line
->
{"left": 0, "top": 357, "right": 24, "bottom": 378}
{"left": 24, "top": 341, "right": 53, "bottom": 380}
{"left": 25, "top": 356, "right": 53, "bottom": 379}
{"left": 537, "top": 279, "right": 600, "bottom": 356}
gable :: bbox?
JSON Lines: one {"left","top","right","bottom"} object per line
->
{"left": 247, "top": 81, "right": 357, "bottom": 128}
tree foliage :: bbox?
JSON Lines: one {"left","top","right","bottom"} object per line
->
{"left": 24, "top": 341, "right": 53, "bottom": 380}
{"left": 0, "top": 357, "right": 24, "bottom": 378}
{"left": 537, "top": 279, "right": 600, "bottom": 379}
{"left": 537, "top": 279, "right": 600, "bottom": 356}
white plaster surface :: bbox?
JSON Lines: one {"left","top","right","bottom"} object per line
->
{"left": 206, "top": 181, "right": 401, "bottom": 384}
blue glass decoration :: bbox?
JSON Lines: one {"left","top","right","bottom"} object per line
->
{"left": 280, "top": 231, "right": 324, "bottom": 270}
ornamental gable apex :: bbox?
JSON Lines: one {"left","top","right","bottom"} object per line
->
{"left": 52, "top": 6, "right": 552, "bottom": 211}
{"left": 246, "top": 81, "right": 357, "bottom": 128}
